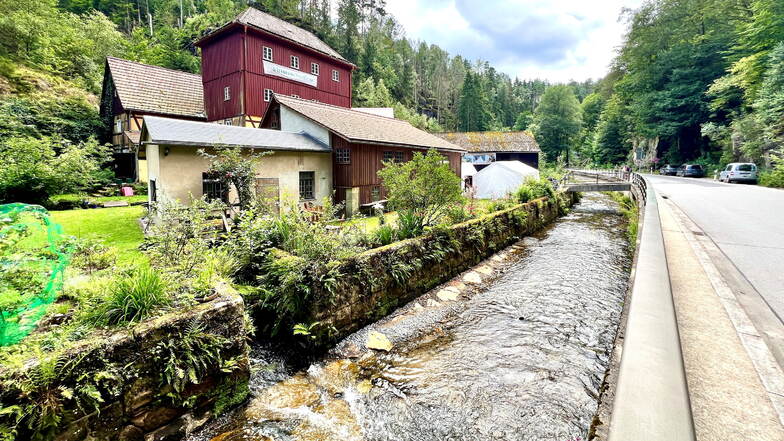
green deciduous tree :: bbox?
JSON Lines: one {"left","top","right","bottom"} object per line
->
{"left": 531, "top": 85, "right": 582, "bottom": 164}
{"left": 377, "top": 149, "right": 463, "bottom": 228}
{"left": 753, "top": 42, "right": 784, "bottom": 149}
{"left": 592, "top": 96, "right": 632, "bottom": 165}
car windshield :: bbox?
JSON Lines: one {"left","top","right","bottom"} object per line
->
{"left": 688, "top": 165, "right": 702, "bottom": 170}
{"left": 738, "top": 164, "right": 754, "bottom": 171}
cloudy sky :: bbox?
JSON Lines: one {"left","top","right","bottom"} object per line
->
{"left": 385, "top": 0, "right": 644, "bottom": 82}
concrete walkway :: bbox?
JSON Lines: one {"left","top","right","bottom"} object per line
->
{"left": 658, "top": 193, "right": 784, "bottom": 440}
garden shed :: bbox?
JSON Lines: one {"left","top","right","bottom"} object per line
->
{"left": 472, "top": 160, "right": 540, "bottom": 199}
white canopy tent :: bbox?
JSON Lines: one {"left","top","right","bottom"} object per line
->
{"left": 472, "top": 160, "right": 540, "bottom": 199}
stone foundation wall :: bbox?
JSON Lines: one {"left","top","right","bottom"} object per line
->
{"left": 292, "top": 194, "right": 576, "bottom": 339}
{"left": 0, "top": 285, "right": 250, "bottom": 441}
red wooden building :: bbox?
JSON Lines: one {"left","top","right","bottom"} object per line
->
{"left": 196, "top": 8, "right": 354, "bottom": 127}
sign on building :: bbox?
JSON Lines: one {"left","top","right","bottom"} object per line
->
{"left": 263, "top": 60, "right": 318, "bottom": 87}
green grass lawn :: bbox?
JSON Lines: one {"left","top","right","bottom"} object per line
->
{"left": 336, "top": 211, "right": 399, "bottom": 233}
{"left": 50, "top": 206, "right": 147, "bottom": 264}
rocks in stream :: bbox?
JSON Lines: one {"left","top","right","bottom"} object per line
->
{"left": 366, "top": 331, "right": 393, "bottom": 351}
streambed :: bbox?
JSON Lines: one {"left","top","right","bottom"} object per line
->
{"left": 189, "top": 192, "right": 632, "bottom": 441}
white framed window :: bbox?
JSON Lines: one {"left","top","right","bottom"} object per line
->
{"left": 311, "top": 62, "right": 319, "bottom": 75}
{"left": 263, "top": 46, "right": 273, "bottom": 61}
{"left": 223, "top": 86, "right": 230, "bottom": 101}
{"left": 264, "top": 89, "right": 273, "bottom": 102}
{"left": 332, "top": 69, "right": 339, "bottom": 82}
{"left": 290, "top": 55, "right": 299, "bottom": 69}
{"left": 223, "top": 118, "right": 232, "bottom": 126}
{"left": 292, "top": 94, "right": 299, "bottom": 98}
{"left": 115, "top": 118, "right": 123, "bottom": 133}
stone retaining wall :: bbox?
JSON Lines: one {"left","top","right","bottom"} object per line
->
{"left": 275, "top": 193, "right": 576, "bottom": 339}
{"left": 0, "top": 285, "right": 250, "bottom": 441}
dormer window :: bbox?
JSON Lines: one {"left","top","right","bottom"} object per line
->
{"left": 224, "top": 118, "right": 232, "bottom": 126}
{"left": 264, "top": 89, "right": 273, "bottom": 102}
{"left": 290, "top": 55, "right": 299, "bottom": 69}
{"left": 332, "top": 69, "right": 339, "bottom": 82}
{"left": 263, "top": 46, "right": 273, "bottom": 61}
{"left": 311, "top": 62, "right": 319, "bottom": 75}
{"left": 223, "top": 86, "right": 230, "bottom": 101}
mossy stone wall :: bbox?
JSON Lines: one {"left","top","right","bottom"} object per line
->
{"left": 285, "top": 194, "right": 576, "bottom": 340}
{"left": 0, "top": 285, "right": 250, "bottom": 441}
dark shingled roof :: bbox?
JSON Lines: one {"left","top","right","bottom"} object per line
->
{"left": 203, "top": 8, "right": 348, "bottom": 63}
{"left": 272, "top": 95, "right": 465, "bottom": 152}
{"left": 142, "top": 116, "right": 330, "bottom": 152}
{"left": 106, "top": 57, "right": 206, "bottom": 119}
{"left": 435, "top": 131, "right": 541, "bottom": 153}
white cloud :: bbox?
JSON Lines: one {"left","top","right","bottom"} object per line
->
{"left": 386, "top": 0, "right": 643, "bottom": 82}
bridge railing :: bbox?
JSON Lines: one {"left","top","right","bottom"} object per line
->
{"left": 566, "top": 168, "right": 631, "bottom": 183}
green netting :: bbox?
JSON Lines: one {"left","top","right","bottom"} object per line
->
{"left": 0, "top": 203, "right": 72, "bottom": 346}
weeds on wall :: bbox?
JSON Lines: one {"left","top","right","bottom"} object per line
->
{"left": 514, "top": 177, "right": 556, "bottom": 203}
{"left": 608, "top": 192, "right": 640, "bottom": 249}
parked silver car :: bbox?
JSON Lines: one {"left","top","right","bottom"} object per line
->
{"left": 718, "top": 163, "right": 758, "bottom": 184}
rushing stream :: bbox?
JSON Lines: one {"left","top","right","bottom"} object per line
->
{"left": 190, "top": 193, "right": 632, "bottom": 441}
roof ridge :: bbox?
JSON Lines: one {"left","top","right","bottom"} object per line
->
{"left": 106, "top": 57, "right": 202, "bottom": 79}
{"left": 435, "top": 130, "right": 534, "bottom": 136}
{"left": 276, "top": 94, "right": 408, "bottom": 124}
{"left": 239, "top": 8, "right": 324, "bottom": 44}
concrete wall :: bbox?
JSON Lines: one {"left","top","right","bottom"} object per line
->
{"left": 0, "top": 286, "right": 250, "bottom": 441}
{"left": 279, "top": 107, "right": 330, "bottom": 146}
{"left": 150, "top": 144, "right": 332, "bottom": 206}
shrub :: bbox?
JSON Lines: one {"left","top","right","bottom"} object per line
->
{"left": 101, "top": 266, "right": 169, "bottom": 325}
{"left": 144, "top": 198, "right": 227, "bottom": 276}
{"left": 514, "top": 177, "right": 555, "bottom": 203}
{"left": 760, "top": 152, "right": 784, "bottom": 188}
{"left": 377, "top": 149, "right": 464, "bottom": 227}
{"left": 0, "top": 136, "right": 112, "bottom": 204}
{"left": 485, "top": 199, "right": 517, "bottom": 213}
{"left": 444, "top": 203, "right": 472, "bottom": 224}
{"left": 68, "top": 238, "right": 116, "bottom": 274}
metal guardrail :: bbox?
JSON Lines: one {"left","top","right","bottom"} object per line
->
{"left": 630, "top": 172, "right": 647, "bottom": 205}
{"left": 607, "top": 175, "right": 696, "bottom": 441}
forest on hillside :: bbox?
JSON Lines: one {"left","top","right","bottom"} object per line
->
{"left": 1, "top": 0, "right": 783, "bottom": 201}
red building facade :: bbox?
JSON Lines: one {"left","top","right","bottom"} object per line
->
{"left": 196, "top": 9, "right": 354, "bottom": 127}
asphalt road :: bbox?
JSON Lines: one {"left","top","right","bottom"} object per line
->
{"left": 646, "top": 174, "right": 784, "bottom": 320}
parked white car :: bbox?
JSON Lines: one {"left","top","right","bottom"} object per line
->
{"left": 718, "top": 163, "right": 758, "bottom": 184}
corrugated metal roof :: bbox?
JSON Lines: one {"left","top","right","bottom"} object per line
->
{"left": 106, "top": 57, "right": 205, "bottom": 118}
{"left": 435, "top": 131, "right": 541, "bottom": 153}
{"left": 274, "top": 95, "right": 465, "bottom": 151}
{"left": 142, "top": 116, "right": 330, "bottom": 152}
